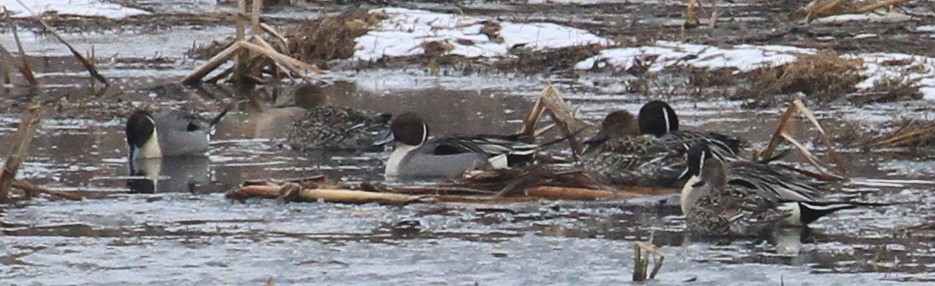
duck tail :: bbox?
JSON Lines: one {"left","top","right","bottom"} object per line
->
{"left": 798, "top": 200, "right": 894, "bottom": 224}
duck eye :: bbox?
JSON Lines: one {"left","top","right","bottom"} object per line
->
{"left": 691, "top": 181, "right": 705, "bottom": 188}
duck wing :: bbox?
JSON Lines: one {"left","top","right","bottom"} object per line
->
{"left": 726, "top": 161, "right": 824, "bottom": 203}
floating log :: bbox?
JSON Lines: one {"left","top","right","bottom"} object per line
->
{"left": 226, "top": 178, "right": 678, "bottom": 206}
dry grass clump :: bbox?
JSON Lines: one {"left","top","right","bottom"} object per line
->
{"left": 849, "top": 77, "right": 923, "bottom": 105}
{"left": 867, "top": 119, "right": 935, "bottom": 148}
{"left": 822, "top": 119, "right": 878, "bottom": 148}
{"left": 285, "top": 9, "right": 385, "bottom": 67}
{"left": 688, "top": 67, "right": 738, "bottom": 88}
{"left": 790, "top": 0, "right": 910, "bottom": 21}
{"left": 497, "top": 43, "right": 605, "bottom": 75}
{"left": 739, "top": 51, "right": 865, "bottom": 106}
{"left": 826, "top": 117, "right": 935, "bottom": 149}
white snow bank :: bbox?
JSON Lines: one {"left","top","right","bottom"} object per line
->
{"left": 353, "top": 8, "right": 610, "bottom": 61}
{"left": 851, "top": 53, "right": 935, "bottom": 100}
{"left": 814, "top": 11, "right": 912, "bottom": 24}
{"left": 575, "top": 41, "right": 814, "bottom": 72}
{"left": 0, "top": 0, "right": 149, "bottom": 19}
{"left": 576, "top": 41, "right": 935, "bottom": 100}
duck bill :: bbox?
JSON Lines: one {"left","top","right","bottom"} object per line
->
{"left": 373, "top": 131, "right": 395, "bottom": 146}
{"left": 580, "top": 131, "right": 609, "bottom": 155}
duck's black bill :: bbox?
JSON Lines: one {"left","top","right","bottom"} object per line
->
{"left": 580, "top": 131, "right": 609, "bottom": 155}
{"left": 373, "top": 131, "right": 395, "bottom": 146}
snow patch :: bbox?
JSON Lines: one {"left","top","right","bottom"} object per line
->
{"left": 0, "top": 0, "right": 149, "bottom": 19}
{"left": 575, "top": 41, "right": 814, "bottom": 72}
{"left": 353, "top": 8, "right": 610, "bottom": 61}
{"left": 852, "top": 53, "right": 935, "bottom": 100}
{"left": 813, "top": 12, "right": 912, "bottom": 24}
{"left": 917, "top": 25, "right": 935, "bottom": 32}
{"left": 576, "top": 41, "right": 935, "bottom": 100}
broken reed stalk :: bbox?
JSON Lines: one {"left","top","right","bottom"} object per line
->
{"left": 799, "top": 0, "right": 908, "bottom": 21}
{"left": 260, "top": 23, "right": 290, "bottom": 50}
{"left": 181, "top": 6, "right": 319, "bottom": 85}
{"left": 0, "top": 43, "right": 17, "bottom": 84}
{"left": 14, "top": 0, "right": 107, "bottom": 86}
{"left": 182, "top": 41, "right": 245, "bottom": 85}
{"left": 519, "top": 97, "right": 547, "bottom": 137}
{"left": 0, "top": 105, "right": 41, "bottom": 203}
{"left": 758, "top": 99, "right": 846, "bottom": 178}
{"left": 708, "top": 0, "right": 718, "bottom": 29}
{"left": 633, "top": 241, "right": 664, "bottom": 281}
{"left": 855, "top": 0, "right": 909, "bottom": 13}
{"left": 870, "top": 124, "right": 935, "bottom": 148}
{"left": 791, "top": 100, "right": 846, "bottom": 174}
{"left": 12, "top": 179, "right": 83, "bottom": 201}
{"left": 633, "top": 243, "right": 646, "bottom": 281}
{"left": 251, "top": 0, "right": 263, "bottom": 35}
{"left": 684, "top": 0, "right": 700, "bottom": 28}
{"left": 540, "top": 86, "right": 585, "bottom": 156}
{"left": 0, "top": 51, "right": 8, "bottom": 84}
{"left": 2, "top": 10, "right": 38, "bottom": 85}
{"left": 233, "top": 0, "right": 249, "bottom": 85}
{"left": 759, "top": 101, "right": 797, "bottom": 161}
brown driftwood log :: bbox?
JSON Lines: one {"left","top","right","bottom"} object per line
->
{"left": 226, "top": 180, "right": 678, "bottom": 206}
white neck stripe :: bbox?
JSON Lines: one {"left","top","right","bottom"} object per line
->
{"left": 662, "top": 108, "right": 671, "bottom": 133}
{"left": 420, "top": 123, "right": 428, "bottom": 145}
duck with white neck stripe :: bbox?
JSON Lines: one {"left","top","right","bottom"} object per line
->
{"left": 374, "top": 112, "right": 539, "bottom": 179}
{"left": 681, "top": 143, "right": 890, "bottom": 236}
{"left": 637, "top": 100, "right": 745, "bottom": 158}
{"left": 125, "top": 107, "right": 229, "bottom": 161}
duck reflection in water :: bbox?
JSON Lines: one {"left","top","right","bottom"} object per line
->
{"left": 126, "top": 156, "right": 211, "bottom": 194}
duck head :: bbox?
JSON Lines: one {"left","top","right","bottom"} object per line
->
{"left": 374, "top": 112, "right": 428, "bottom": 147}
{"left": 125, "top": 110, "right": 162, "bottom": 160}
{"left": 583, "top": 110, "right": 640, "bottom": 149}
{"left": 681, "top": 143, "right": 727, "bottom": 214}
{"left": 638, "top": 100, "right": 679, "bottom": 137}
{"left": 686, "top": 143, "right": 726, "bottom": 184}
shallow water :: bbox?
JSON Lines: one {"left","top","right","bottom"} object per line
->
{"left": 2, "top": 1, "right": 935, "bottom": 284}
{"left": 2, "top": 75, "right": 935, "bottom": 285}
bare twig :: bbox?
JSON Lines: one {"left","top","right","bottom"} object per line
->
{"left": 0, "top": 105, "right": 41, "bottom": 203}
{"left": 15, "top": 0, "right": 107, "bottom": 86}
{"left": 758, "top": 99, "right": 845, "bottom": 178}
{"left": 182, "top": 41, "right": 245, "bottom": 85}
{"left": 12, "top": 180, "right": 83, "bottom": 201}
{"left": 3, "top": 10, "right": 38, "bottom": 85}
{"left": 633, "top": 241, "right": 665, "bottom": 281}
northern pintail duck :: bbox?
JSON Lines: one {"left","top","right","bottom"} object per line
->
{"left": 285, "top": 84, "right": 391, "bottom": 151}
{"left": 582, "top": 100, "right": 747, "bottom": 187}
{"left": 582, "top": 110, "right": 687, "bottom": 187}
{"left": 681, "top": 143, "right": 885, "bottom": 236}
{"left": 637, "top": 100, "right": 745, "bottom": 156}
{"left": 374, "top": 112, "right": 538, "bottom": 178}
{"left": 125, "top": 108, "right": 229, "bottom": 160}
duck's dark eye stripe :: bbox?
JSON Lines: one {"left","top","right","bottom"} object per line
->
{"left": 692, "top": 181, "right": 705, "bottom": 188}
